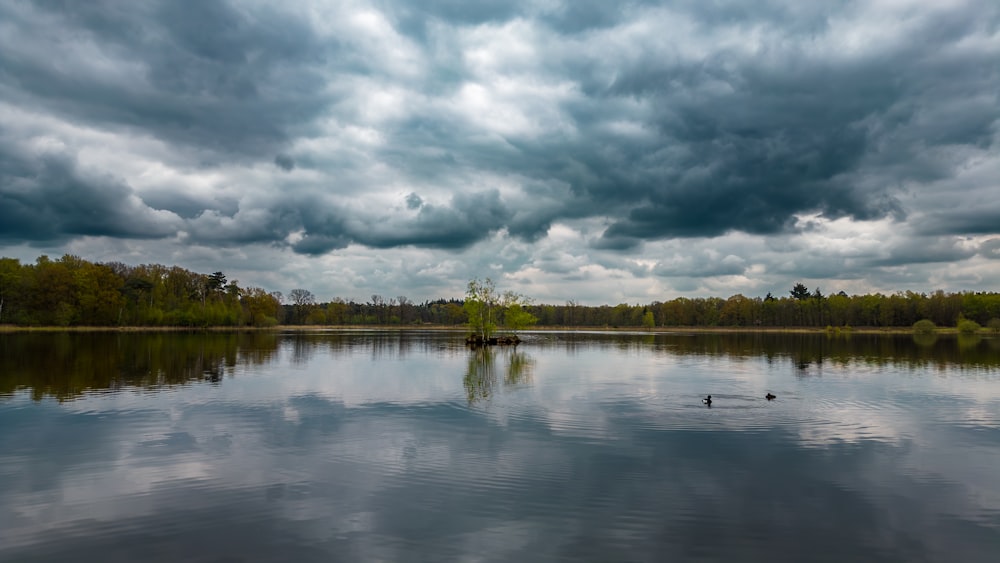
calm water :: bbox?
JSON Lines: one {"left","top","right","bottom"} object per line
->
{"left": 1, "top": 330, "right": 999, "bottom": 562}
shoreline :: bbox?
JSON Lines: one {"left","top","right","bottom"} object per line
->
{"left": 0, "top": 324, "right": 976, "bottom": 335}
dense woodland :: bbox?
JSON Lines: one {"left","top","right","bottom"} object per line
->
{"left": 2, "top": 255, "right": 1000, "bottom": 330}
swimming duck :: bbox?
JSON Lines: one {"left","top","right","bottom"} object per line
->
{"left": 702, "top": 395, "right": 712, "bottom": 405}
{"left": 765, "top": 393, "right": 776, "bottom": 400}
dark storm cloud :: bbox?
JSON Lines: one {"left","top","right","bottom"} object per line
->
{"left": 916, "top": 204, "right": 1000, "bottom": 237}
{"left": 385, "top": 0, "right": 524, "bottom": 24}
{"left": 1, "top": 0, "right": 998, "bottom": 261}
{"left": 187, "top": 200, "right": 307, "bottom": 247}
{"left": 0, "top": 144, "right": 177, "bottom": 242}
{"left": 193, "top": 188, "right": 512, "bottom": 256}
{"left": 1, "top": 0, "right": 329, "bottom": 159}
{"left": 379, "top": 0, "right": 526, "bottom": 40}
{"left": 572, "top": 41, "right": 980, "bottom": 243}
{"left": 404, "top": 193, "right": 423, "bottom": 210}
{"left": 652, "top": 255, "right": 747, "bottom": 278}
{"left": 980, "top": 239, "right": 1000, "bottom": 260}
{"left": 590, "top": 234, "right": 642, "bottom": 251}
{"left": 364, "top": 1, "right": 997, "bottom": 250}
{"left": 357, "top": 189, "right": 510, "bottom": 249}
{"left": 274, "top": 154, "right": 295, "bottom": 172}
{"left": 868, "top": 237, "right": 977, "bottom": 267}
{"left": 295, "top": 189, "right": 512, "bottom": 252}
{"left": 291, "top": 233, "right": 352, "bottom": 256}
{"left": 141, "top": 190, "right": 240, "bottom": 220}
{"left": 539, "top": 1, "right": 648, "bottom": 33}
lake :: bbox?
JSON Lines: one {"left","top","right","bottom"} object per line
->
{"left": 1, "top": 330, "right": 999, "bottom": 562}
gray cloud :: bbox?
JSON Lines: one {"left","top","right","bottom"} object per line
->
{"left": 653, "top": 254, "right": 747, "bottom": 279}
{"left": 918, "top": 204, "right": 1000, "bottom": 237}
{"left": 355, "top": 189, "right": 512, "bottom": 249}
{"left": 404, "top": 193, "right": 423, "bottom": 209}
{"left": 274, "top": 154, "right": 295, "bottom": 172}
{"left": 0, "top": 0, "right": 998, "bottom": 301}
{"left": 0, "top": 143, "right": 179, "bottom": 242}
{"left": 2, "top": 0, "right": 329, "bottom": 160}
{"left": 868, "top": 237, "right": 978, "bottom": 268}
{"left": 980, "top": 239, "right": 1000, "bottom": 261}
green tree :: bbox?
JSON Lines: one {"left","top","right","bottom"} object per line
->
{"left": 790, "top": 283, "right": 811, "bottom": 300}
{"left": 74, "top": 262, "right": 125, "bottom": 325}
{"left": 28, "top": 256, "right": 76, "bottom": 326}
{"left": 465, "top": 277, "right": 498, "bottom": 339}
{"left": 957, "top": 319, "right": 981, "bottom": 334}
{"left": 642, "top": 310, "right": 655, "bottom": 328}
{"left": 0, "top": 257, "right": 22, "bottom": 323}
{"left": 241, "top": 287, "right": 281, "bottom": 326}
{"left": 505, "top": 302, "right": 538, "bottom": 333}
{"left": 499, "top": 290, "right": 536, "bottom": 332}
{"left": 207, "top": 271, "right": 227, "bottom": 292}
{"left": 464, "top": 279, "right": 537, "bottom": 338}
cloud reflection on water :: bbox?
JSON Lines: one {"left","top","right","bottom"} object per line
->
{"left": 1, "top": 331, "right": 998, "bottom": 562}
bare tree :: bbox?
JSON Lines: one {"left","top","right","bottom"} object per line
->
{"left": 290, "top": 289, "right": 316, "bottom": 324}
{"left": 397, "top": 295, "right": 411, "bottom": 324}
{"left": 369, "top": 294, "right": 385, "bottom": 324}
{"left": 290, "top": 289, "right": 316, "bottom": 305}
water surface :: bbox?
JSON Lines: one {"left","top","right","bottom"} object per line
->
{"left": 1, "top": 330, "right": 999, "bottom": 562}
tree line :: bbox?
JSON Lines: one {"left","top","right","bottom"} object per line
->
{"left": 2, "top": 255, "right": 999, "bottom": 329}
{"left": 0, "top": 255, "right": 282, "bottom": 327}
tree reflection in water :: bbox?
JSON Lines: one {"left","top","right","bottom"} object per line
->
{"left": 0, "top": 331, "right": 281, "bottom": 401}
{"left": 463, "top": 346, "right": 535, "bottom": 404}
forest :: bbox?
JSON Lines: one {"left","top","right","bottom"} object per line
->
{"left": 2, "top": 255, "right": 1000, "bottom": 330}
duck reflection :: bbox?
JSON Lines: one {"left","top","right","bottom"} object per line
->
{"left": 463, "top": 346, "right": 535, "bottom": 404}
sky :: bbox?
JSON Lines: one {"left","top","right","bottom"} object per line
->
{"left": 1, "top": 0, "right": 999, "bottom": 305}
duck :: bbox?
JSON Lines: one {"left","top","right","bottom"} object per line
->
{"left": 702, "top": 395, "right": 712, "bottom": 405}
{"left": 765, "top": 393, "right": 776, "bottom": 400}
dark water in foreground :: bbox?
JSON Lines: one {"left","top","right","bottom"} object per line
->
{"left": 1, "top": 330, "right": 999, "bottom": 562}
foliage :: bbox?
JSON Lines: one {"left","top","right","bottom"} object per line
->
{"left": 642, "top": 311, "right": 655, "bottom": 328}
{"left": 4, "top": 254, "right": 1000, "bottom": 330}
{"left": 0, "top": 254, "right": 269, "bottom": 327}
{"left": 790, "top": 283, "right": 811, "bottom": 300}
{"left": 913, "top": 319, "right": 937, "bottom": 334}
{"left": 505, "top": 303, "right": 538, "bottom": 333}
{"left": 463, "top": 278, "right": 538, "bottom": 338}
{"left": 957, "top": 319, "right": 981, "bottom": 334}
{"left": 464, "top": 278, "right": 498, "bottom": 339}
{"left": 0, "top": 257, "right": 23, "bottom": 324}
{"left": 242, "top": 287, "right": 282, "bottom": 327}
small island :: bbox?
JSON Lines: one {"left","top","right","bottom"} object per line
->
{"left": 462, "top": 277, "right": 536, "bottom": 346}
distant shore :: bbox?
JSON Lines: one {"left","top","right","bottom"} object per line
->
{"left": 0, "top": 324, "right": 979, "bottom": 335}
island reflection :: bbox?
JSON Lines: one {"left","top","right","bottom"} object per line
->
{"left": 464, "top": 346, "right": 535, "bottom": 404}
